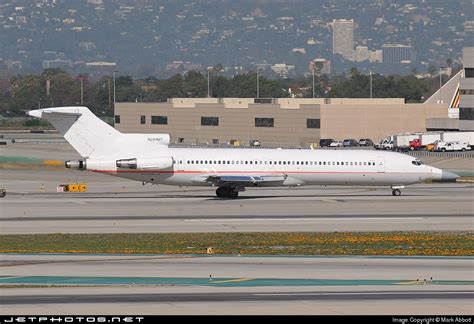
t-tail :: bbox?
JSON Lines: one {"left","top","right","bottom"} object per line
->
{"left": 28, "top": 107, "right": 122, "bottom": 158}
{"left": 28, "top": 106, "right": 171, "bottom": 166}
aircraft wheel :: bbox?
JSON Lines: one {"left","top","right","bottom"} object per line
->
{"left": 228, "top": 189, "right": 239, "bottom": 199}
{"left": 392, "top": 189, "right": 401, "bottom": 196}
{"left": 216, "top": 187, "right": 227, "bottom": 198}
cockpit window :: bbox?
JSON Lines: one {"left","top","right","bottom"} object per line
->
{"left": 411, "top": 159, "right": 423, "bottom": 166}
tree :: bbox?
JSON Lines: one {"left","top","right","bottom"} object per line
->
{"left": 183, "top": 70, "right": 207, "bottom": 97}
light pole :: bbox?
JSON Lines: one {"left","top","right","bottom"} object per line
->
{"left": 113, "top": 70, "right": 118, "bottom": 107}
{"left": 256, "top": 63, "right": 271, "bottom": 99}
{"left": 439, "top": 66, "right": 445, "bottom": 103}
{"left": 80, "top": 76, "right": 84, "bottom": 105}
{"left": 369, "top": 67, "right": 376, "bottom": 99}
{"left": 207, "top": 67, "right": 211, "bottom": 98}
{"left": 257, "top": 67, "right": 260, "bottom": 99}
{"left": 312, "top": 69, "right": 315, "bottom": 98}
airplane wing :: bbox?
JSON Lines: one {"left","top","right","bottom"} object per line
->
{"left": 192, "top": 174, "right": 287, "bottom": 187}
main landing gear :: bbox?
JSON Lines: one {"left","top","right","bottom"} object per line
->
{"left": 391, "top": 185, "right": 404, "bottom": 196}
{"left": 216, "top": 186, "right": 239, "bottom": 199}
{"left": 392, "top": 189, "right": 401, "bottom": 196}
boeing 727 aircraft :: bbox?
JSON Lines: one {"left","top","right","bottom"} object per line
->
{"left": 28, "top": 106, "right": 458, "bottom": 198}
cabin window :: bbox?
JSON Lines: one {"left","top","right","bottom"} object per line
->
{"left": 151, "top": 116, "right": 167, "bottom": 125}
{"left": 114, "top": 115, "right": 121, "bottom": 124}
{"left": 140, "top": 115, "right": 146, "bottom": 124}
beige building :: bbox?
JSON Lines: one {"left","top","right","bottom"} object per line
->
{"left": 114, "top": 98, "right": 448, "bottom": 147}
{"left": 332, "top": 19, "right": 354, "bottom": 60}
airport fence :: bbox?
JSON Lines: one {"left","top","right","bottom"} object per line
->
{"left": 405, "top": 151, "right": 474, "bottom": 159}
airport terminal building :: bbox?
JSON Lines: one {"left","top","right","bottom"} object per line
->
{"left": 114, "top": 97, "right": 447, "bottom": 147}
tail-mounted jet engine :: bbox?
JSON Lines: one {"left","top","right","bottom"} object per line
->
{"left": 116, "top": 157, "right": 174, "bottom": 170}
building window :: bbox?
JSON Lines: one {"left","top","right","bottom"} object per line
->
{"left": 465, "top": 68, "right": 474, "bottom": 78}
{"left": 201, "top": 116, "right": 219, "bottom": 126}
{"left": 151, "top": 116, "right": 168, "bottom": 125}
{"left": 140, "top": 115, "right": 146, "bottom": 124}
{"left": 114, "top": 115, "right": 120, "bottom": 124}
{"left": 212, "top": 139, "right": 219, "bottom": 145}
{"left": 460, "top": 108, "right": 474, "bottom": 121}
{"left": 306, "top": 118, "right": 320, "bottom": 129}
{"left": 255, "top": 118, "right": 274, "bottom": 127}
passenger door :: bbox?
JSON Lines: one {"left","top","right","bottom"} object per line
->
{"left": 377, "top": 157, "right": 385, "bottom": 173}
{"left": 175, "top": 156, "right": 184, "bottom": 171}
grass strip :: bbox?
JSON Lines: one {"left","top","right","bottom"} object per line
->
{"left": 0, "top": 232, "right": 472, "bottom": 256}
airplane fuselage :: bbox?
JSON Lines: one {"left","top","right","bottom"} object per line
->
{"left": 88, "top": 148, "right": 440, "bottom": 187}
{"left": 28, "top": 106, "right": 458, "bottom": 198}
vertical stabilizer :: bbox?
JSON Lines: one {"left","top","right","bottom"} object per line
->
{"left": 28, "top": 106, "right": 120, "bottom": 158}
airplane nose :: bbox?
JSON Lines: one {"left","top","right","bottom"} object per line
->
{"left": 441, "top": 170, "right": 459, "bottom": 182}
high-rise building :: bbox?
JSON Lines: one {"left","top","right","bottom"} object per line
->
{"left": 382, "top": 44, "right": 412, "bottom": 64}
{"left": 332, "top": 19, "right": 354, "bottom": 60}
{"left": 459, "top": 47, "right": 474, "bottom": 131}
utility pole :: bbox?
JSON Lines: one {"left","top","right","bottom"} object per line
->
{"left": 312, "top": 69, "right": 315, "bottom": 98}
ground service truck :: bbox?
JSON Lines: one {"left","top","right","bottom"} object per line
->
{"left": 441, "top": 132, "right": 474, "bottom": 148}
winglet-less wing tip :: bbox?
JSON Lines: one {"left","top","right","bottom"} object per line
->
{"left": 28, "top": 109, "right": 43, "bottom": 118}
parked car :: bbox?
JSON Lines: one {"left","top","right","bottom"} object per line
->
{"left": 249, "top": 139, "right": 261, "bottom": 147}
{"left": 343, "top": 139, "right": 359, "bottom": 147}
{"left": 319, "top": 138, "right": 334, "bottom": 147}
{"left": 358, "top": 138, "right": 374, "bottom": 146}
{"left": 329, "top": 140, "right": 343, "bottom": 147}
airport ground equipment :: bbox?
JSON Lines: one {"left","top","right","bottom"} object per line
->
{"left": 57, "top": 183, "right": 87, "bottom": 192}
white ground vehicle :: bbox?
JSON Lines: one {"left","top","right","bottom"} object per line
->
{"left": 329, "top": 140, "right": 343, "bottom": 147}
{"left": 393, "top": 134, "right": 419, "bottom": 151}
{"left": 434, "top": 141, "right": 471, "bottom": 152}
{"left": 374, "top": 139, "right": 394, "bottom": 150}
{"left": 441, "top": 132, "right": 474, "bottom": 148}
{"left": 419, "top": 133, "right": 441, "bottom": 147}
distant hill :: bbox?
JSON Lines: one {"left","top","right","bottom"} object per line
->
{"left": 0, "top": 0, "right": 472, "bottom": 77}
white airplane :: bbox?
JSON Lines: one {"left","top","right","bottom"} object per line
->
{"left": 28, "top": 106, "right": 458, "bottom": 198}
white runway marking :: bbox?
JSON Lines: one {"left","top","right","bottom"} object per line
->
{"left": 185, "top": 217, "right": 425, "bottom": 222}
